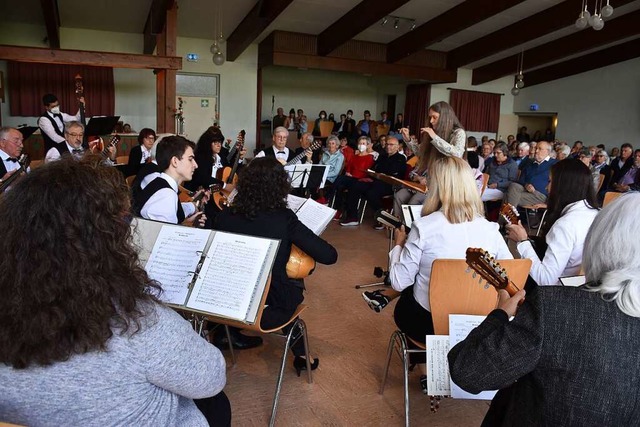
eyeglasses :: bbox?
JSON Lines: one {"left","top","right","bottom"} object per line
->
{"left": 145, "top": 136, "right": 156, "bottom": 140}
{"left": 66, "top": 132, "right": 84, "bottom": 138}
{"left": 4, "top": 137, "right": 23, "bottom": 145}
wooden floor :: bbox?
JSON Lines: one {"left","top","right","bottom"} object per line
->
{"left": 223, "top": 218, "right": 490, "bottom": 426}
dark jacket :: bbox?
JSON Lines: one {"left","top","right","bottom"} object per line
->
{"left": 449, "top": 285, "right": 640, "bottom": 426}
{"left": 126, "top": 145, "right": 144, "bottom": 177}
{"left": 484, "top": 157, "right": 518, "bottom": 192}
{"left": 610, "top": 156, "right": 634, "bottom": 188}
{"left": 518, "top": 158, "right": 556, "bottom": 196}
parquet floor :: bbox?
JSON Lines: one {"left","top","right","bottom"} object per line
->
{"left": 222, "top": 218, "right": 490, "bottom": 426}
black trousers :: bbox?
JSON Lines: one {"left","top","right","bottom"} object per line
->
{"left": 259, "top": 285, "right": 306, "bottom": 356}
{"left": 345, "top": 180, "right": 392, "bottom": 219}
{"left": 393, "top": 286, "right": 434, "bottom": 364}
{"left": 194, "top": 391, "right": 232, "bottom": 427}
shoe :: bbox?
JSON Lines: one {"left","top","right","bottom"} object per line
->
{"left": 293, "top": 356, "right": 319, "bottom": 376}
{"left": 340, "top": 218, "right": 359, "bottom": 227}
{"left": 362, "top": 290, "right": 390, "bottom": 312}
{"left": 213, "top": 328, "right": 263, "bottom": 350}
{"left": 373, "top": 221, "right": 384, "bottom": 230}
{"left": 316, "top": 197, "right": 327, "bottom": 205}
{"left": 333, "top": 210, "right": 343, "bottom": 221}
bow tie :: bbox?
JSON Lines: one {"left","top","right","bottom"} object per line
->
{"left": 277, "top": 151, "right": 286, "bottom": 154}
{"left": 72, "top": 148, "right": 84, "bottom": 154}
{"left": 6, "top": 157, "right": 18, "bottom": 162}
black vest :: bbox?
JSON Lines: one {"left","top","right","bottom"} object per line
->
{"left": 263, "top": 146, "right": 295, "bottom": 162}
{"left": 132, "top": 177, "right": 185, "bottom": 224}
{"left": 0, "top": 159, "right": 7, "bottom": 177}
{"left": 39, "top": 113, "right": 65, "bottom": 153}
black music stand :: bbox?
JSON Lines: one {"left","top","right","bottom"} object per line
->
{"left": 17, "top": 126, "right": 38, "bottom": 140}
{"left": 84, "top": 116, "right": 121, "bottom": 148}
{"left": 285, "top": 164, "right": 328, "bottom": 197}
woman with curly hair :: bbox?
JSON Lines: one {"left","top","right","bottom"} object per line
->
{"left": 0, "top": 157, "right": 230, "bottom": 426}
{"left": 214, "top": 157, "right": 338, "bottom": 374}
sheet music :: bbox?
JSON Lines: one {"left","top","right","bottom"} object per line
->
{"left": 186, "top": 232, "right": 274, "bottom": 321}
{"left": 449, "top": 314, "right": 497, "bottom": 400}
{"left": 560, "top": 275, "right": 586, "bottom": 287}
{"left": 401, "top": 204, "right": 423, "bottom": 227}
{"left": 144, "top": 226, "right": 210, "bottom": 305}
{"left": 295, "top": 198, "right": 336, "bottom": 235}
{"left": 426, "top": 336, "right": 452, "bottom": 396}
{"left": 287, "top": 194, "right": 307, "bottom": 212}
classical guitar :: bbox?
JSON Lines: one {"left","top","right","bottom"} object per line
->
{"left": 95, "top": 134, "right": 121, "bottom": 160}
{"left": 282, "top": 140, "right": 322, "bottom": 166}
{"left": 465, "top": 247, "right": 521, "bottom": 297}
{"left": 286, "top": 244, "right": 316, "bottom": 279}
{"left": 213, "top": 130, "right": 245, "bottom": 210}
{"left": 0, "top": 154, "right": 30, "bottom": 193}
{"left": 499, "top": 203, "right": 519, "bottom": 225}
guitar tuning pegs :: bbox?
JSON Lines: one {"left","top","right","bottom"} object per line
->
{"left": 484, "top": 284, "right": 490, "bottom": 290}
{"left": 465, "top": 267, "right": 471, "bottom": 274}
{"left": 472, "top": 272, "right": 477, "bottom": 279}
{"left": 478, "top": 277, "right": 483, "bottom": 284}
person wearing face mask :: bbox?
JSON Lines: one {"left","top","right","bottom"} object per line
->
{"left": 331, "top": 136, "right": 375, "bottom": 221}
{"left": 311, "top": 110, "right": 328, "bottom": 137}
{"left": 38, "top": 93, "right": 85, "bottom": 153}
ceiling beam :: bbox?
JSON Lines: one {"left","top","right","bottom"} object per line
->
{"left": 143, "top": 0, "right": 175, "bottom": 55}
{"left": 0, "top": 45, "right": 182, "bottom": 70}
{"left": 448, "top": 0, "right": 635, "bottom": 68}
{"left": 39, "top": 0, "right": 60, "bottom": 49}
{"left": 386, "top": 0, "right": 526, "bottom": 63}
{"left": 472, "top": 9, "right": 640, "bottom": 85}
{"left": 226, "top": 0, "right": 294, "bottom": 62}
{"left": 317, "top": 0, "right": 411, "bottom": 56}
{"left": 524, "top": 38, "right": 640, "bottom": 87}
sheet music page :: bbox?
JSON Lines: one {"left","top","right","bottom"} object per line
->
{"left": 295, "top": 198, "right": 336, "bottom": 235}
{"left": 287, "top": 194, "right": 307, "bottom": 212}
{"left": 401, "top": 204, "right": 423, "bottom": 227}
{"left": 426, "top": 335, "right": 452, "bottom": 396}
{"left": 186, "top": 232, "right": 275, "bottom": 321}
{"left": 449, "top": 315, "right": 497, "bottom": 400}
{"left": 144, "top": 225, "right": 210, "bottom": 305}
{"left": 560, "top": 275, "right": 586, "bottom": 287}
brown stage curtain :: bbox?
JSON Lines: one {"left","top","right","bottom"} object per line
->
{"left": 8, "top": 62, "right": 115, "bottom": 118}
{"left": 404, "top": 83, "right": 430, "bottom": 136}
{"left": 449, "top": 89, "right": 500, "bottom": 133}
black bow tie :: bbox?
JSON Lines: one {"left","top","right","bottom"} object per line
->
{"left": 6, "top": 157, "right": 18, "bottom": 162}
{"left": 72, "top": 148, "right": 84, "bottom": 154}
{"left": 277, "top": 151, "right": 286, "bottom": 154}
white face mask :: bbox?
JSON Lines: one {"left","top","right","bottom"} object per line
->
{"left": 320, "top": 114, "right": 326, "bottom": 119}
{"left": 50, "top": 106, "right": 61, "bottom": 114}
{"left": 358, "top": 144, "right": 367, "bottom": 152}
{"left": 347, "top": 114, "right": 352, "bottom": 119}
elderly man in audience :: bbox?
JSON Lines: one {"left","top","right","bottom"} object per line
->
{"left": 482, "top": 141, "right": 518, "bottom": 202}
{"left": 340, "top": 136, "right": 406, "bottom": 228}
{"left": 556, "top": 144, "right": 571, "bottom": 161}
{"left": 356, "top": 110, "right": 378, "bottom": 140}
{"left": 609, "top": 143, "right": 634, "bottom": 190}
{"left": 512, "top": 142, "right": 530, "bottom": 166}
{"left": 611, "top": 149, "right": 640, "bottom": 193}
{"left": 592, "top": 149, "right": 611, "bottom": 200}
{"left": 505, "top": 141, "right": 556, "bottom": 210}
{"left": 480, "top": 142, "right": 493, "bottom": 163}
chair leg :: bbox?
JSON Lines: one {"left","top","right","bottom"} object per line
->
{"left": 536, "top": 209, "right": 548, "bottom": 237}
{"left": 269, "top": 318, "right": 301, "bottom": 427}
{"left": 380, "top": 330, "right": 400, "bottom": 394}
{"left": 401, "top": 334, "right": 411, "bottom": 427}
{"left": 298, "top": 319, "right": 313, "bottom": 384}
{"left": 224, "top": 325, "right": 236, "bottom": 366}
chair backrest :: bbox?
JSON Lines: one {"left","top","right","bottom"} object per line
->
{"left": 596, "top": 173, "right": 605, "bottom": 193}
{"left": 429, "top": 258, "right": 531, "bottom": 335}
{"left": 29, "top": 159, "right": 44, "bottom": 169}
{"left": 481, "top": 173, "right": 490, "bottom": 196}
{"left": 319, "top": 121, "right": 333, "bottom": 138}
{"left": 125, "top": 175, "right": 137, "bottom": 188}
{"left": 603, "top": 191, "right": 623, "bottom": 207}
{"left": 376, "top": 124, "right": 390, "bottom": 137}
{"left": 116, "top": 155, "right": 129, "bottom": 165}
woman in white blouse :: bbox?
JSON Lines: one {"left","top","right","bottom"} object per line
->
{"left": 506, "top": 158, "right": 600, "bottom": 286}
{"left": 420, "top": 101, "right": 466, "bottom": 161}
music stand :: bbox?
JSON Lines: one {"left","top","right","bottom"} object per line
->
{"left": 17, "top": 126, "right": 38, "bottom": 140}
{"left": 84, "top": 116, "right": 120, "bottom": 148}
{"left": 284, "top": 164, "right": 329, "bottom": 192}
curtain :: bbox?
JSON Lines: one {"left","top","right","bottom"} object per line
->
{"left": 449, "top": 89, "right": 500, "bottom": 133}
{"left": 404, "top": 83, "right": 430, "bottom": 136}
{"left": 8, "top": 62, "right": 115, "bottom": 117}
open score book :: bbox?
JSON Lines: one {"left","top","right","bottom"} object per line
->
{"left": 131, "top": 218, "right": 280, "bottom": 324}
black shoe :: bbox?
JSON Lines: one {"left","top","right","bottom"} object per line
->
{"left": 213, "top": 328, "right": 263, "bottom": 350}
{"left": 362, "top": 290, "right": 390, "bottom": 312}
{"left": 293, "top": 356, "right": 319, "bottom": 377}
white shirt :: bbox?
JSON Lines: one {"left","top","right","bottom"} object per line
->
{"left": 0, "top": 149, "right": 21, "bottom": 173}
{"left": 211, "top": 153, "right": 223, "bottom": 178}
{"left": 37, "top": 110, "right": 81, "bottom": 144}
{"left": 389, "top": 211, "right": 512, "bottom": 311}
{"left": 140, "top": 172, "right": 196, "bottom": 224}
{"left": 255, "top": 146, "right": 289, "bottom": 163}
{"left": 140, "top": 146, "right": 152, "bottom": 163}
{"left": 517, "top": 200, "right": 598, "bottom": 286}
{"left": 44, "top": 142, "right": 85, "bottom": 163}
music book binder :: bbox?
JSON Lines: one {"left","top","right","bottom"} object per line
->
{"left": 131, "top": 218, "right": 280, "bottom": 324}
{"left": 287, "top": 194, "right": 336, "bottom": 235}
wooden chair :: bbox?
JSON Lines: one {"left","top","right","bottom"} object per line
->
{"left": 603, "top": 191, "right": 623, "bottom": 207}
{"left": 125, "top": 175, "right": 137, "bottom": 188}
{"left": 379, "top": 258, "right": 531, "bottom": 427}
{"left": 520, "top": 203, "right": 548, "bottom": 237}
{"left": 376, "top": 124, "right": 390, "bottom": 137}
{"left": 480, "top": 173, "right": 490, "bottom": 196}
{"left": 116, "top": 155, "right": 129, "bottom": 165}
{"left": 319, "top": 121, "right": 333, "bottom": 138}
{"left": 596, "top": 173, "right": 605, "bottom": 193}
{"left": 200, "top": 277, "right": 314, "bottom": 427}
{"left": 29, "top": 159, "right": 44, "bottom": 169}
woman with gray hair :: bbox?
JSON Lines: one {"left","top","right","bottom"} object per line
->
{"left": 449, "top": 192, "right": 640, "bottom": 426}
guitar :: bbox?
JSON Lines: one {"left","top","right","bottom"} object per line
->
{"left": 282, "top": 140, "right": 322, "bottom": 166}
{"left": 465, "top": 248, "right": 521, "bottom": 297}
{"left": 0, "top": 154, "right": 30, "bottom": 193}
{"left": 95, "top": 134, "right": 121, "bottom": 160}
{"left": 373, "top": 209, "right": 411, "bottom": 233}
{"left": 213, "top": 130, "right": 245, "bottom": 210}
{"left": 286, "top": 244, "right": 316, "bottom": 279}
{"left": 499, "top": 203, "right": 519, "bottom": 225}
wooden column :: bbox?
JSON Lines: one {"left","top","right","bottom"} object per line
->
{"left": 156, "top": 2, "right": 177, "bottom": 133}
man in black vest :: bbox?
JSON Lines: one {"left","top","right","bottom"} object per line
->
{"left": 38, "top": 93, "right": 84, "bottom": 153}
{"left": 132, "top": 135, "right": 206, "bottom": 226}
{"left": 255, "top": 126, "right": 296, "bottom": 163}
{"left": 0, "top": 127, "right": 25, "bottom": 189}
{"left": 44, "top": 121, "right": 87, "bottom": 163}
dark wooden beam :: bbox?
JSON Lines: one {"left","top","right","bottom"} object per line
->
{"left": 226, "top": 0, "right": 294, "bottom": 62}
{"left": 524, "top": 38, "right": 640, "bottom": 87}
{"left": 448, "top": 0, "right": 635, "bottom": 68}
{"left": 155, "top": 2, "right": 178, "bottom": 133}
{"left": 472, "top": 8, "right": 640, "bottom": 85}
{"left": 143, "top": 0, "right": 175, "bottom": 55}
{"left": 0, "top": 45, "right": 181, "bottom": 69}
{"left": 387, "top": 0, "right": 526, "bottom": 63}
{"left": 317, "top": 0, "right": 411, "bottom": 56}
{"left": 39, "top": 0, "right": 60, "bottom": 49}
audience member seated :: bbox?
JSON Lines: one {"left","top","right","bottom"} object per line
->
{"left": 285, "top": 108, "right": 296, "bottom": 133}
{"left": 356, "top": 110, "right": 378, "bottom": 140}
{"left": 363, "top": 157, "right": 511, "bottom": 392}
{"left": 611, "top": 149, "right": 640, "bottom": 193}
{"left": 467, "top": 136, "right": 484, "bottom": 171}
{"left": 516, "top": 126, "right": 531, "bottom": 142}
{"left": 576, "top": 147, "right": 600, "bottom": 192}
{"left": 480, "top": 142, "right": 493, "bottom": 164}
{"left": 610, "top": 144, "right": 636, "bottom": 191}
{"left": 449, "top": 193, "right": 640, "bottom": 427}
{"left": 592, "top": 149, "right": 611, "bottom": 200}
{"left": 569, "top": 140, "right": 584, "bottom": 158}
{"left": 504, "top": 141, "right": 556, "bottom": 211}
{"left": 0, "top": 158, "right": 230, "bottom": 427}
{"left": 311, "top": 110, "right": 329, "bottom": 137}
{"left": 330, "top": 136, "right": 375, "bottom": 219}
{"left": 512, "top": 142, "right": 530, "bottom": 166}
{"left": 466, "top": 151, "right": 484, "bottom": 194}
{"left": 482, "top": 141, "right": 518, "bottom": 202}
{"left": 273, "top": 107, "right": 286, "bottom": 129}
{"left": 122, "top": 123, "right": 136, "bottom": 133}
{"left": 393, "top": 141, "right": 428, "bottom": 215}
{"left": 294, "top": 132, "right": 318, "bottom": 164}
{"left": 340, "top": 136, "right": 406, "bottom": 228}
{"left": 609, "top": 146, "right": 620, "bottom": 160}
{"left": 126, "top": 128, "right": 156, "bottom": 177}
{"left": 556, "top": 143, "right": 570, "bottom": 160}
{"left": 338, "top": 135, "right": 354, "bottom": 169}
{"left": 333, "top": 113, "right": 348, "bottom": 135}
{"left": 506, "top": 158, "right": 599, "bottom": 286}
{"left": 316, "top": 136, "right": 344, "bottom": 204}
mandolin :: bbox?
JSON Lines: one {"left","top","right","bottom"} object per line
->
{"left": 465, "top": 248, "right": 521, "bottom": 297}
{"left": 281, "top": 140, "right": 322, "bottom": 166}
{"left": 213, "top": 130, "right": 245, "bottom": 210}
{"left": 286, "top": 244, "right": 316, "bottom": 279}
{"left": 0, "top": 154, "right": 30, "bottom": 193}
